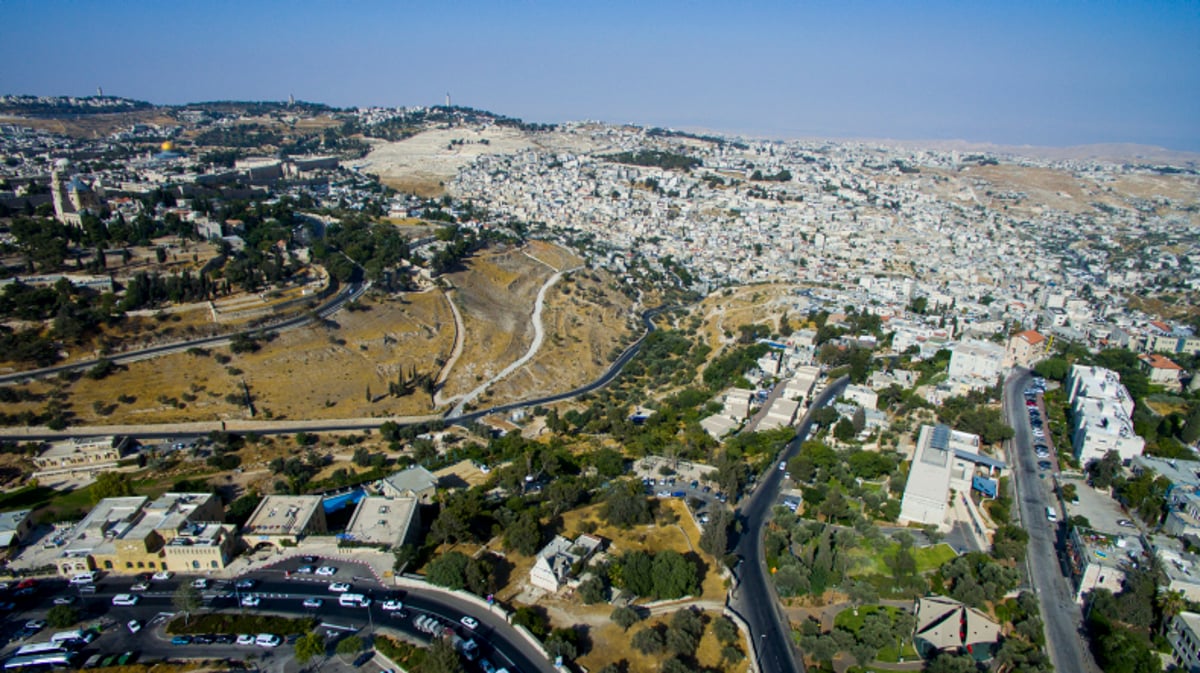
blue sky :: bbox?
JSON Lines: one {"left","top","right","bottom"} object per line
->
{"left": 2, "top": 1, "right": 1198, "bottom": 150}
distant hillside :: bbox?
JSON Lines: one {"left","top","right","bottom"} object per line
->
{"left": 0, "top": 95, "right": 152, "bottom": 116}
{"left": 859, "top": 137, "right": 1200, "bottom": 168}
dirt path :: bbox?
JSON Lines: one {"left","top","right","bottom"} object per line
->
{"left": 433, "top": 288, "right": 465, "bottom": 407}
{"left": 448, "top": 261, "right": 582, "bottom": 417}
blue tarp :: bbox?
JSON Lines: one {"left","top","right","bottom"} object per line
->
{"left": 972, "top": 476, "right": 998, "bottom": 498}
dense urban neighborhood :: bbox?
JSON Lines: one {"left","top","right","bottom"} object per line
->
{"left": 0, "top": 95, "right": 1197, "bottom": 673}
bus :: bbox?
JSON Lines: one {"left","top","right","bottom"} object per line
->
{"left": 338, "top": 593, "right": 371, "bottom": 608}
{"left": 4, "top": 651, "right": 76, "bottom": 670}
{"left": 13, "top": 644, "right": 69, "bottom": 658}
{"left": 48, "top": 631, "right": 87, "bottom": 648}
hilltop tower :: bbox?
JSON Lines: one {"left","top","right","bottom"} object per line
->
{"left": 445, "top": 92, "right": 451, "bottom": 107}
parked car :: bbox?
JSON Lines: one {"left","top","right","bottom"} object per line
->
{"left": 316, "top": 566, "right": 338, "bottom": 576}
{"left": 152, "top": 571, "right": 173, "bottom": 581}
{"left": 236, "top": 634, "right": 256, "bottom": 645}
{"left": 302, "top": 598, "right": 324, "bottom": 608}
{"left": 295, "top": 566, "right": 314, "bottom": 574}
{"left": 241, "top": 596, "right": 261, "bottom": 607}
{"left": 381, "top": 600, "right": 404, "bottom": 611}
{"left": 127, "top": 620, "right": 141, "bottom": 633}
{"left": 171, "top": 635, "right": 193, "bottom": 646}
{"left": 1037, "top": 461, "right": 1053, "bottom": 470}
{"left": 460, "top": 616, "right": 479, "bottom": 630}
{"left": 301, "top": 555, "right": 319, "bottom": 564}
{"left": 328, "top": 582, "right": 352, "bottom": 593}
{"left": 214, "top": 634, "right": 235, "bottom": 644}
{"left": 192, "top": 579, "right": 209, "bottom": 589}
{"left": 23, "top": 619, "right": 47, "bottom": 631}
{"left": 192, "top": 634, "right": 215, "bottom": 645}
{"left": 255, "top": 633, "right": 282, "bottom": 648}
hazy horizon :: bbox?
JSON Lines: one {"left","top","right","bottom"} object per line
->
{"left": 3, "top": 1, "right": 1198, "bottom": 152}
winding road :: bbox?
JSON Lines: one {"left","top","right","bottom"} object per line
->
{"left": 448, "top": 263, "right": 582, "bottom": 417}
{"left": 729, "top": 375, "right": 848, "bottom": 673}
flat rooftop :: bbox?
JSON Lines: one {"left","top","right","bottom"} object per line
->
{"left": 60, "top": 496, "right": 148, "bottom": 558}
{"left": 125, "top": 492, "right": 216, "bottom": 539}
{"left": 243, "top": 495, "right": 322, "bottom": 537}
{"left": 343, "top": 496, "right": 417, "bottom": 547}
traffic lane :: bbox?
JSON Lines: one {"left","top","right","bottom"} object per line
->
{"left": 1004, "top": 370, "right": 1096, "bottom": 673}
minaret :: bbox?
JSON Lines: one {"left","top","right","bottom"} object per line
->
{"left": 96, "top": 86, "right": 103, "bottom": 97}
{"left": 289, "top": 93, "right": 295, "bottom": 106}
{"left": 445, "top": 92, "right": 451, "bottom": 107}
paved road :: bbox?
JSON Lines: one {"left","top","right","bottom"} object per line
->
{"left": 0, "top": 280, "right": 367, "bottom": 386}
{"left": 1003, "top": 368, "right": 1098, "bottom": 673}
{"left": 0, "top": 305, "right": 671, "bottom": 442}
{"left": 0, "top": 557, "right": 552, "bottom": 673}
{"left": 729, "top": 376, "right": 848, "bottom": 673}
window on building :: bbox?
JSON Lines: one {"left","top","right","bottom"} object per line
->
{"left": 137, "top": 562, "right": 144, "bottom": 568}
{"left": 104, "top": 560, "right": 113, "bottom": 569}
{"left": 192, "top": 560, "right": 200, "bottom": 569}
{"left": 125, "top": 562, "right": 133, "bottom": 568}
{"left": 149, "top": 561, "right": 156, "bottom": 568}
{"left": 211, "top": 561, "right": 218, "bottom": 569}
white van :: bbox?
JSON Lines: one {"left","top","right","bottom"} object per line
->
{"left": 69, "top": 572, "right": 96, "bottom": 586}
{"left": 338, "top": 593, "right": 371, "bottom": 608}
{"left": 1046, "top": 506, "right": 1058, "bottom": 522}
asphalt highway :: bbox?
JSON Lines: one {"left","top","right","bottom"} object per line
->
{"left": 729, "top": 376, "right": 848, "bottom": 673}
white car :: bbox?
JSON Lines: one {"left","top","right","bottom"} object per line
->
{"left": 131, "top": 582, "right": 150, "bottom": 592}
{"left": 460, "top": 615, "right": 479, "bottom": 630}
{"left": 192, "top": 579, "right": 209, "bottom": 589}
{"left": 380, "top": 600, "right": 404, "bottom": 611}
{"left": 127, "top": 620, "right": 142, "bottom": 633}
{"left": 152, "top": 571, "right": 173, "bottom": 581}
{"left": 112, "top": 594, "right": 139, "bottom": 606}
{"left": 24, "top": 620, "right": 47, "bottom": 631}
{"left": 295, "top": 566, "right": 314, "bottom": 574}
{"left": 328, "top": 582, "right": 352, "bottom": 593}
{"left": 302, "top": 598, "right": 323, "bottom": 609}
{"left": 315, "top": 566, "right": 338, "bottom": 576}
{"left": 255, "top": 633, "right": 282, "bottom": 648}
{"left": 241, "top": 596, "right": 261, "bottom": 607}
{"left": 236, "top": 634, "right": 256, "bottom": 645}
{"left": 235, "top": 579, "right": 256, "bottom": 589}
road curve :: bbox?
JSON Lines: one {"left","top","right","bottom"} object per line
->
{"left": 0, "top": 305, "right": 673, "bottom": 441}
{"left": 729, "top": 375, "right": 848, "bottom": 673}
{"left": 449, "top": 264, "right": 582, "bottom": 417}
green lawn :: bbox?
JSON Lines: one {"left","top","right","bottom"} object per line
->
{"left": 849, "top": 542, "right": 958, "bottom": 577}
{"left": 834, "top": 605, "right": 920, "bottom": 663}
{"left": 19, "top": 467, "right": 219, "bottom": 525}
